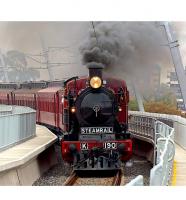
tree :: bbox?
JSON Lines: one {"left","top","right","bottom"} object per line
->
{"left": 5, "top": 50, "right": 27, "bottom": 70}
{"left": 0, "top": 50, "right": 40, "bottom": 82}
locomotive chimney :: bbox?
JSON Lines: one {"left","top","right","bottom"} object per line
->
{"left": 87, "top": 62, "right": 104, "bottom": 89}
{"left": 87, "top": 62, "right": 104, "bottom": 79}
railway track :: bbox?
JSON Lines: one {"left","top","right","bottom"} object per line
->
{"left": 63, "top": 171, "right": 79, "bottom": 186}
{"left": 112, "top": 170, "right": 122, "bottom": 186}
{"left": 33, "top": 146, "right": 152, "bottom": 186}
{"left": 63, "top": 170, "right": 122, "bottom": 186}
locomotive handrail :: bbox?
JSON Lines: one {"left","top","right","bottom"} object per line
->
{"left": 127, "top": 111, "right": 175, "bottom": 186}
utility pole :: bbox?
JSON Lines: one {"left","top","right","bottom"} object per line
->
{"left": 161, "top": 22, "right": 186, "bottom": 109}
{"left": 133, "top": 83, "right": 145, "bottom": 112}
{"left": 0, "top": 49, "right": 9, "bottom": 82}
{"left": 40, "top": 36, "right": 55, "bottom": 81}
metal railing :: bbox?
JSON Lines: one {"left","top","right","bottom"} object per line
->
{"left": 128, "top": 115, "right": 156, "bottom": 144}
{"left": 150, "top": 123, "right": 174, "bottom": 185}
{"left": 129, "top": 110, "right": 186, "bottom": 149}
{"left": 127, "top": 112, "right": 175, "bottom": 186}
{"left": 126, "top": 175, "right": 144, "bottom": 186}
{"left": 0, "top": 104, "right": 36, "bottom": 151}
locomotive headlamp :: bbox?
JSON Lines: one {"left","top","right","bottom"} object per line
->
{"left": 71, "top": 106, "right": 76, "bottom": 113}
{"left": 90, "top": 76, "right": 102, "bottom": 89}
{"left": 118, "top": 107, "right": 122, "bottom": 112}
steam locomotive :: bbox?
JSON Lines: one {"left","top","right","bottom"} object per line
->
{"left": 61, "top": 64, "right": 132, "bottom": 170}
{"left": 0, "top": 64, "right": 132, "bottom": 171}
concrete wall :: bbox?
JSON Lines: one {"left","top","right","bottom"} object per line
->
{"left": 0, "top": 124, "right": 58, "bottom": 186}
{"left": 0, "top": 146, "right": 57, "bottom": 186}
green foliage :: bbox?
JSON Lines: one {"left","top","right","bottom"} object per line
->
{"left": 144, "top": 101, "right": 180, "bottom": 115}
{"left": 129, "top": 99, "right": 139, "bottom": 111}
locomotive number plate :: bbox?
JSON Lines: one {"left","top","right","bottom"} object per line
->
{"left": 80, "top": 143, "right": 89, "bottom": 150}
{"left": 103, "top": 142, "right": 117, "bottom": 149}
{"left": 81, "top": 127, "right": 113, "bottom": 134}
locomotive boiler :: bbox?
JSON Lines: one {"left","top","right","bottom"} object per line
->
{"left": 61, "top": 64, "right": 132, "bottom": 170}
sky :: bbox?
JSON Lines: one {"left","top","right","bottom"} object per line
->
{"left": 0, "top": 21, "right": 185, "bottom": 82}
{"left": 0, "top": 22, "right": 90, "bottom": 80}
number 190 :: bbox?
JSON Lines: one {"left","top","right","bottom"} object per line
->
{"left": 103, "top": 142, "right": 117, "bottom": 149}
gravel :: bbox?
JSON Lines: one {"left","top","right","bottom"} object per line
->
{"left": 33, "top": 145, "right": 152, "bottom": 186}
{"left": 123, "top": 155, "right": 152, "bottom": 185}
{"left": 33, "top": 145, "right": 72, "bottom": 186}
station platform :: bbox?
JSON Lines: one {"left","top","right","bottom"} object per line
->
{"left": 0, "top": 125, "right": 57, "bottom": 185}
{"left": 172, "top": 143, "right": 186, "bottom": 186}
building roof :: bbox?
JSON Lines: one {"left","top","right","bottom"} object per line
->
{"left": 37, "top": 87, "right": 62, "bottom": 93}
{"left": 13, "top": 88, "right": 41, "bottom": 94}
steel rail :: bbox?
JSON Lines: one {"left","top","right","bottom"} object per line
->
{"left": 64, "top": 169, "right": 122, "bottom": 186}
{"left": 112, "top": 170, "right": 122, "bottom": 186}
{"left": 63, "top": 171, "right": 78, "bottom": 186}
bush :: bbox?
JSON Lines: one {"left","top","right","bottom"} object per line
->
{"left": 144, "top": 101, "right": 182, "bottom": 116}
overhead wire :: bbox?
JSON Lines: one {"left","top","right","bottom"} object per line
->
{"left": 91, "top": 21, "right": 99, "bottom": 47}
{"left": 91, "top": 21, "right": 104, "bottom": 60}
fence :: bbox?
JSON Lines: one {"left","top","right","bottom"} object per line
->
{"left": 0, "top": 104, "right": 36, "bottom": 151}
{"left": 128, "top": 115, "right": 156, "bottom": 144}
{"left": 150, "top": 122, "right": 174, "bottom": 185}
{"left": 126, "top": 175, "right": 144, "bottom": 186}
{"left": 127, "top": 112, "right": 175, "bottom": 186}
{"left": 129, "top": 111, "right": 186, "bottom": 149}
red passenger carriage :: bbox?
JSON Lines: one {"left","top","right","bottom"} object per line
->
{"left": 37, "top": 87, "right": 63, "bottom": 129}
{"left": 12, "top": 89, "right": 40, "bottom": 109}
{"left": 0, "top": 89, "right": 14, "bottom": 105}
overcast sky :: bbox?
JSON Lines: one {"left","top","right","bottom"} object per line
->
{"left": 0, "top": 21, "right": 185, "bottom": 82}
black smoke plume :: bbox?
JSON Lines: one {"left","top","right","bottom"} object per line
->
{"left": 80, "top": 22, "right": 171, "bottom": 78}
